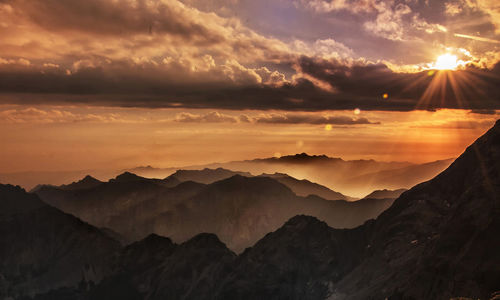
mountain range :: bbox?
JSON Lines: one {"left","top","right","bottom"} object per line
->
{"left": 0, "top": 120, "right": 498, "bottom": 299}
{"left": 34, "top": 172, "right": 389, "bottom": 251}
{"left": 0, "top": 155, "right": 453, "bottom": 198}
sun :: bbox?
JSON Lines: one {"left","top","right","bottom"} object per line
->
{"left": 434, "top": 54, "right": 459, "bottom": 70}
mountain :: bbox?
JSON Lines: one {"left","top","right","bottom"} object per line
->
{"left": 345, "top": 158, "right": 454, "bottom": 193}
{"left": 35, "top": 173, "right": 203, "bottom": 237}
{"left": 1, "top": 154, "right": 451, "bottom": 198}
{"left": 259, "top": 172, "right": 356, "bottom": 201}
{"left": 88, "top": 233, "right": 236, "bottom": 300}
{"left": 0, "top": 169, "right": 118, "bottom": 192}
{"left": 207, "top": 119, "right": 500, "bottom": 299}
{"left": 35, "top": 173, "right": 392, "bottom": 252}
{"left": 362, "top": 188, "right": 407, "bottom": 200}
{"left": 136, "top": 153, "right": 448, "bottom": 198}
{"left": 4, "top": 120, "right": 500, "bottom": 299}
{"left": 166, "top": 167, "right": 252, "bottom": 184}
{"left": 0, "top": 184, "right": 120, "bottom": 299}
{"left": 59, "top": 175, "right": 102, "bottom": 191}
{"left": 194, "top": 154, "right": 417, "bottom": 197}
{"left": 86, "top": 119, "right": 499, "bottom": 299}
{"left": 165, "top": 168, "right": 355, "bottom": 200}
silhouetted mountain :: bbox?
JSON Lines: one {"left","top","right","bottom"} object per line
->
{"left": 110, "top": 172, "right": 147, "bottom": 183}
{"left": 0, "top": 184, "right": 120, "bottom": 299}
{"left": 165, "top": 168, "right": 355, "bottom": 200}
{"left": 362, "top": 188, "right": 407, "bottom": 200}
{"left": 214, "top": 215, "right": 369, "bottom": 299}
{"left": 173, "top": 153, "right": 447, "bottom": 197}
{"left": 0, "top": 169, "right": 117, "bottom": 192}
{"left": 2, "top": 153, "right": 450, "bottom": 198}
{"left": 85, "top": 120, "right": 499, "bottom": 299}
{"left": 257, "top": 153, "right": 338, "bottom": 164}
{"left": 60, "top": 175, "right": 102, "bottom": 191}
{"left": 259, "top": 172, "right": 356, "bottom": 200}
{"left": 166, "top": 167, "right": 252, "bottom": 184}
{"left": 123, "top": 153, "right": 442, "bottom": 197}
{"left": 5, "top": 121, "right": 500, "bottom": 300}
{"left": 35, "top": 176, "right": 204, "bottom": 240}
{"left": 85, "top": 232, "right": 235, "bottom": 300}
{"left": 35, "top": 173, "right": 391, "bottom": 252}
{"left": 208, "top": 119, "right": 500, "bottom": 299}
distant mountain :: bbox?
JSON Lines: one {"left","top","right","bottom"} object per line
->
{"left": 122, "top": 153, "right": 448, "bottom": 198}
{"left": 255, "top": 152, "right": 338, "bottom": 164}
{"left": 362, "top": 188, "right": 407, "bottom": 200}
{"left": 196, "top": 154, "right": 416, "bottom": 197}
{"left": 0, "top": 184, "right": 120, "bottom": 299}
{"left": 35, "top": 173, "right": 201, "bottom": 234}
{"left": 36, "top": 173, "right": 391, "bottom": 252}
{"left": 166, "top": 167, "right": 252, "bottom": 184}
{"left": 259, "top": 172, "right": 356, "bottom": 201}
{"left": 164, "top": 168, "right": 355, "bottom": 201}
{"left": 1, "top": 154, "right": 451, "bottom": 198}
{"left": 59, "top": 175, "right": 103, "bottom": 191}
{"left": 138, "top": 153, "right": 447, "bottom": 197}
{"left": 345, "top": 158, "right": 454, "bottom": 193}
{"left": 0, "top": 169, "right": 118, "bottom": 192}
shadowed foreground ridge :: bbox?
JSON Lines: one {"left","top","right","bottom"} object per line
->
{"left": 0, "top": 120, "right": 499, "bottom": 300}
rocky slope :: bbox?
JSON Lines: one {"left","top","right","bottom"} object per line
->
{"left": 0, "top": 184, "right": 120, "bottom": 299}
{"left": 211, "top": 120, "right": 500, "bottom": 299}
{"left": 361, "top": 188, "right": 407, "bottom": 199}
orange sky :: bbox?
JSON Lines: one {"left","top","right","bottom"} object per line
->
{"left": 0, "top": 0, "right": 499, "bottom": 173}
{"left": 0, "top": 105, "right": 497, "bottom": 173}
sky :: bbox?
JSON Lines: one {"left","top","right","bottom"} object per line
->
{"left": 0, "top": 0, "right": 499, "bottom": 173}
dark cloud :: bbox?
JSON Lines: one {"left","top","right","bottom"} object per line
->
{"left": 469, "top": 109, "right": 498, "bottom": 115}
{"left": 1, "top": 57, "right": 499, "bottom": 111}
{"left": 255, "top": 114, "right": 379, "bottom": 125}
{"left": 172, "top": 111, "right": 379, "bottom": 125}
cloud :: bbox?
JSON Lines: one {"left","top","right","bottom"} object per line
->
{"left": 473, "top": 0, "right": 500, "bottom": 33}
{"left": 0, "top": 0, "right": 498, "bottom": 112}
{"left": 469, "top": 109, "right": 498, "bottom": 115}
{"left": 254, "top": 113, "right": 379, "bottom": 125}
{"left": 363, "top": 2, "right": 412, "bottom": 41}
{"left": 0, "top": 107, "right": 121, "bottom": 123}
{"left": 173, "top": 111, "right": 380, "bottom": 125}
{"left": 297, "top": 0, "right": 448, "bottom": 41}
{"left": 0, "top": 56, "right": 499, "bottom": 112}
{"left": 175, "top": 111, "right": 240, "bottom": 123}
{"left": 298, "top": 0, "right": 376, "bottom": 14}
{"left": 5, "top": 0, "right": 222, "bottom": 42}
{"left": 445, "top": 2, "right": 463, "bottom": 16}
